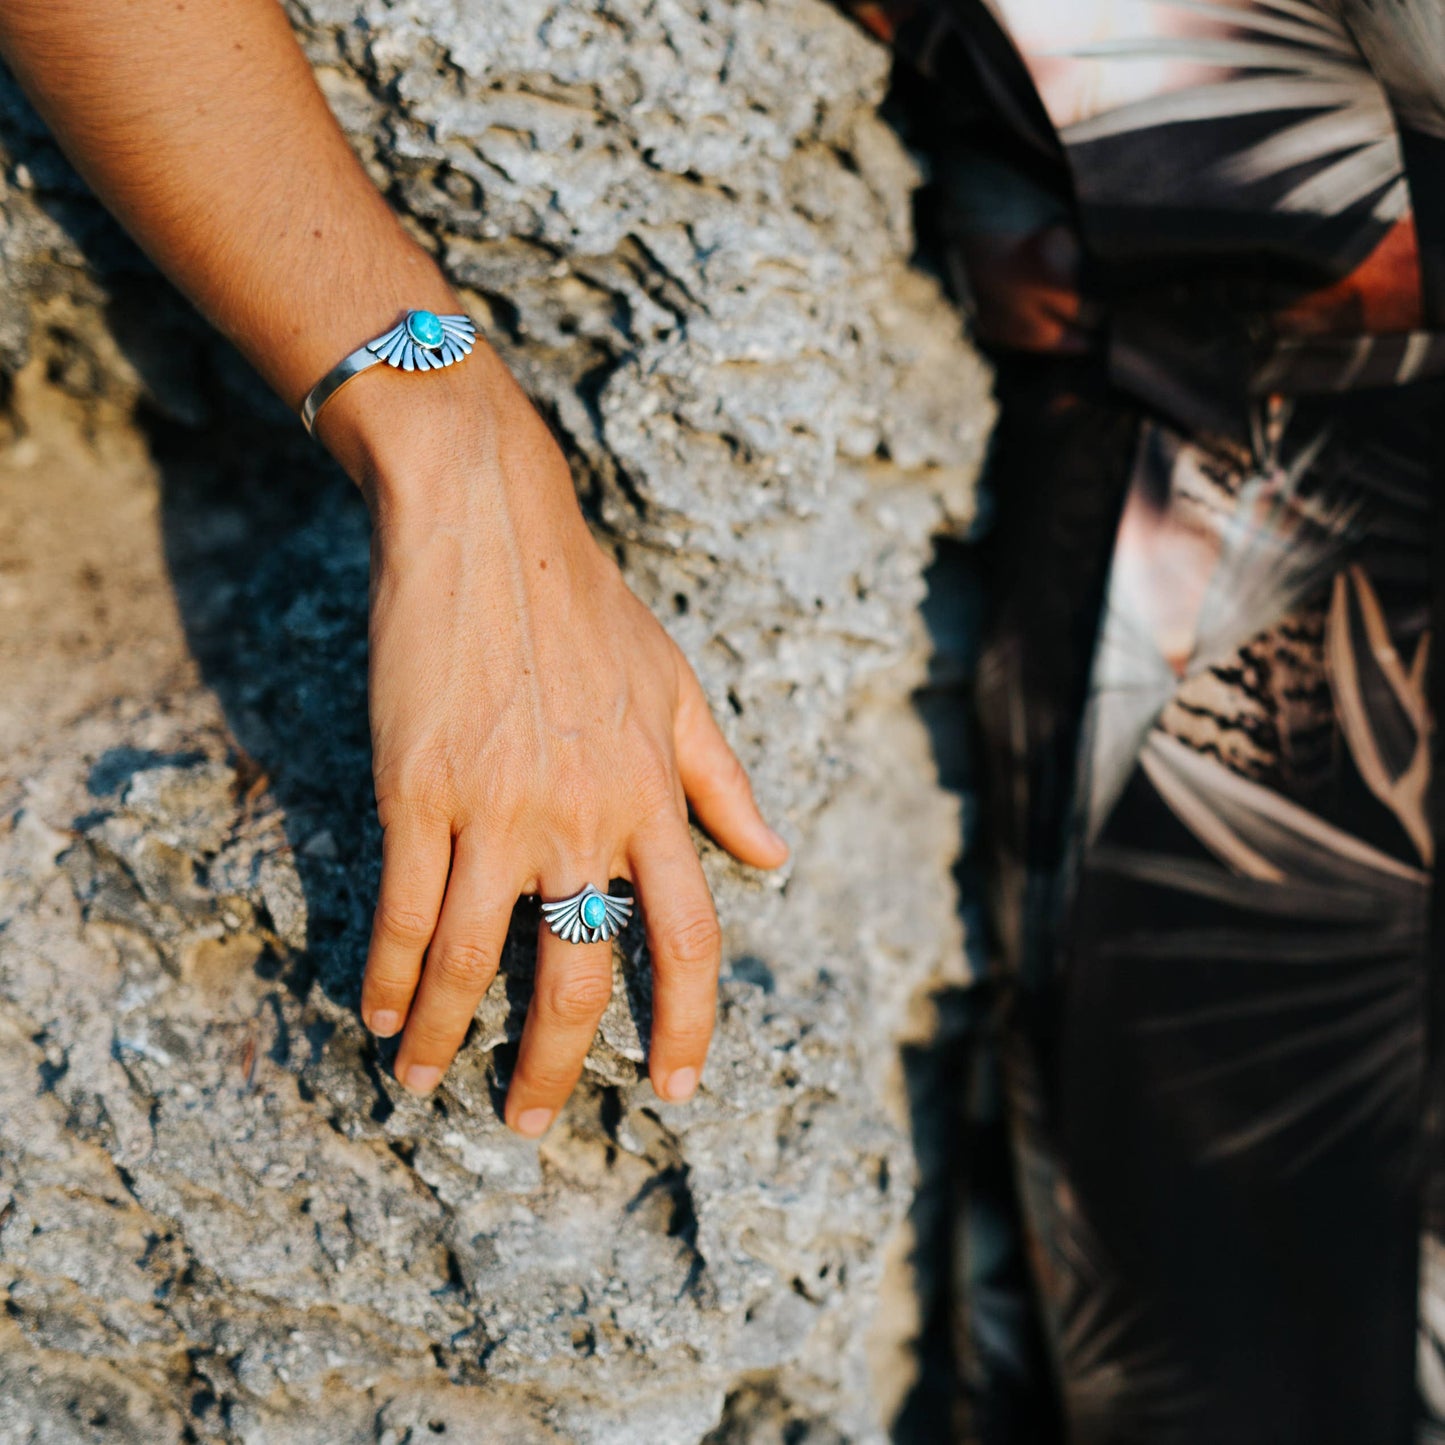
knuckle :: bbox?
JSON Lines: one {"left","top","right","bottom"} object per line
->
{"left": 395, "top": 1005, "right": 468, "bottom": 1063}
{"left": 663, "top": 909, "right": 722, "bottom": 971}
{"left": 454, "top": 785, "right": 524, "bottom": 845}
{"left": 710, "top": 746, "right": 750, "bottom": 797}
{"left": 512, "top": 1060, "right": 579, "bottom": 1099}
{"left": 376, "top": 750, "right": 458, "bottom": 825}
{"left": 660, "top": 1016, "right": 714, "bottom": 1055}
{"left": 428, "top": 938, "right": 496, "bottom": 993}
{"left": 401, "top": 1013, "right": 466, "bottom": 1058}
{"left": 550, "top": 764, "right": 606, "bottom": 844}
{"left": 373, "top": 900, "right": 436, "bottom": 949}
{"left": 631, "top": 751, "right": 679, "bottom": 821}
{"left": 542, "top": 967, "right": 615, "bottom": 1026}
{"left": 362, "top": 945, "right": 415, "bottom": 987}
{"left": 361, "top": 970, "right": 412, "bottom": 1009}
{"left": 377, "top": 793, "right": 444, "bottom": 834}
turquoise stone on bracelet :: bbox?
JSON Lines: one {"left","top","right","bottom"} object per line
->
{"left": 304, "top": 309, "right": 480, "bottom": 436}
{"left": 406, "top": 308, "right": 445, "bottom": 349}
{"left": 581, "top": 892, "right": 607, "bottom": 929}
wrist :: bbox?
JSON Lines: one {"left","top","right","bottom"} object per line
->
{"left": 317, "top": 332, "right": 595, "bottom": 549}
{"left": 315, "top": 331, "right": 509, "bottom": 502}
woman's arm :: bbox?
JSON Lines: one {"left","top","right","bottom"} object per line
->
{"left": 0, "top": 0, "right": 788, "bottom": 1130}
{"left": 0, "top": 0, "right": 451, "bottom": 416}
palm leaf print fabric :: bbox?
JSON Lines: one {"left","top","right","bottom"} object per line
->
{"left": 838, "top": 1, "right": 1445, "bottom": 1439}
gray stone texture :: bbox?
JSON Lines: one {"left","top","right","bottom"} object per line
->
{"left": 0, "top": 0, "right": 991, "bottom": 1438}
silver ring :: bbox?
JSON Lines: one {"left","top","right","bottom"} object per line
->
{"left": 540, "top": 884, "right": 634, "bottom": 944}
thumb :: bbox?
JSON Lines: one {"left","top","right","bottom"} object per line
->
{"left": 673, "top": 661, "right": 789, "bottom": 870}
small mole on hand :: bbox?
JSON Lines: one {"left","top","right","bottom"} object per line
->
{"left": 313, "top": 229, "right": 323, "bottom": 239}
{"left": 538, "top": 559, "right": 548, "bottom": 570}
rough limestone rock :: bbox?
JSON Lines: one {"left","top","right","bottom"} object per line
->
{"left": 0, "top": 0, "right": 992, "bottom": 1439}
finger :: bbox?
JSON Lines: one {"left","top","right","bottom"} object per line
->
{"left": 505, "top": 871, "right": 619, "bottom": 1137}
{"left": 360, "top": 810, "right": 453, "bottom": 1037}
{"left": 392, "top": 830, "right": 517, "bottom": 1094}
{"left": 629, "top": 822, "right": 722, "bottom": 1104}
{"left": 674, "top": 661, "right": 789, "bottom": 869}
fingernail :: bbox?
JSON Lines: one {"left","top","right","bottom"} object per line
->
{"left": 515, "top": 1107, "right": 553, "bottom": 1137}
{"left": 368, "top": 1010, "right": 401, "bottom": 1037}
{"left": 400, "top": 1064, "right": 442, "bottom": 1095}
{"left": 765, "top": 825, "right": 789, "bottom": 855}
{"left": 663, "top": 1067, "right": 698, "bottom": 1101}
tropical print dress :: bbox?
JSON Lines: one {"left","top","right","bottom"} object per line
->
{"left": 838, "top": 2, "right": 1445, "bottom": 1440}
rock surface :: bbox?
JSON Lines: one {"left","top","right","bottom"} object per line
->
{"left": 0, "top": 0, "right": 991, "bottom": 1438}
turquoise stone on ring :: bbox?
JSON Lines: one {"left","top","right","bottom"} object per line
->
{"left": 406, "top": 309, "right": 445, "bottom": 349}
{"left": 540, "top": 884, "right": 633, "bottom": 943}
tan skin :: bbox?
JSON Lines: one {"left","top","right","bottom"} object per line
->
{"left": 0, "top": 0, "right": 789, "bottom": 1135}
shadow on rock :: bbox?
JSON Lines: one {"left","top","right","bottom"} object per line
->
{"left": 134, "top": 406, "right": 540, "bottom": 1119}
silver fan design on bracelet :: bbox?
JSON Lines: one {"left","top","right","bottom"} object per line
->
{"left": 540, "top": 885, "right": 635, "bottom": 945}
{"left": 365, "top": 309, "right": 476, "bottom": 373}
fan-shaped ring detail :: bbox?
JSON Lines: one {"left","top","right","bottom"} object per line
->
{"left": 539, "top": 885, "right": 635, "bottom": 945}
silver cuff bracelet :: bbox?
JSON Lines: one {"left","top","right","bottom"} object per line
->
{"left": 298, "top": 308, "right": 478, "bottom": 435}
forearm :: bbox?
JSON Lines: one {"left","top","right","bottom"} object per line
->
{"left": 2, "top": 0, "right": 788, "bottom": 1123}
{"left": 0, "top": 0, "right": 469, "bottom": 450}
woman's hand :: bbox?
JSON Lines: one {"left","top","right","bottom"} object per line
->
{"left": 321, "top": 348, "right": 789, "bottom": 1134}
{"left": 0, "top": 0, "right": 787, "bottom": 1133}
